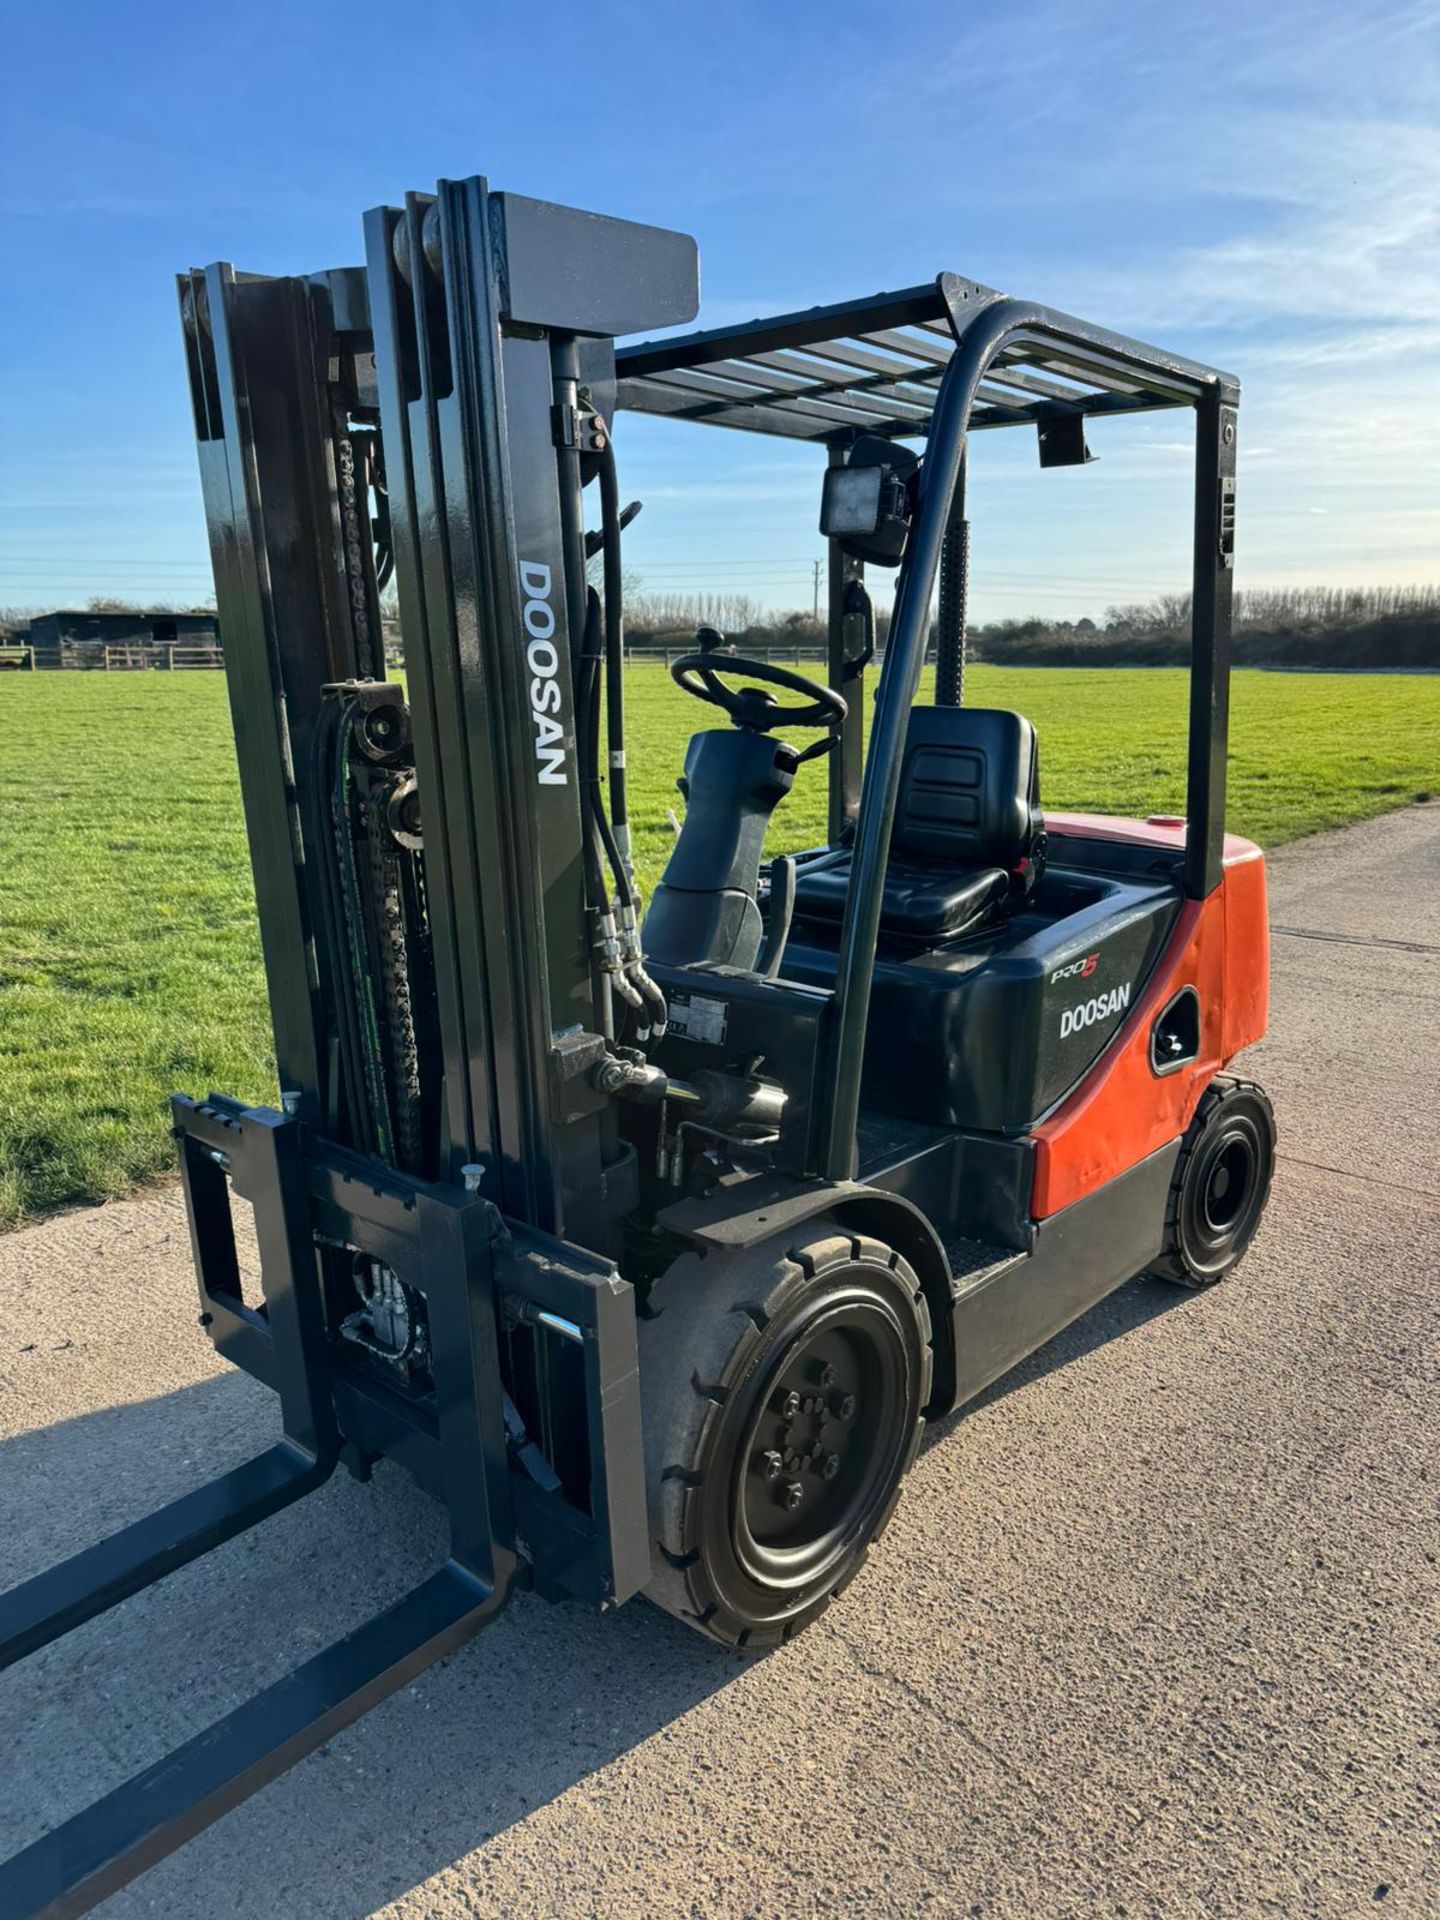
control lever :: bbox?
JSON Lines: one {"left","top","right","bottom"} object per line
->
{"left": 583, "top": 499, "right": 642, "bottom": 559}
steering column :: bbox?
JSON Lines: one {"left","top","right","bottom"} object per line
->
{"left": 641, "top": 630, "right": 846, "bottom": 973}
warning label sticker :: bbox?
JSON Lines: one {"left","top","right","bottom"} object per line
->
{"left": 667, "top": 992, "right": 728, "bottom": 1046}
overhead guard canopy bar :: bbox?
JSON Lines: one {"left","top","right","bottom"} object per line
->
{"left": 616, "top": 275, "right": 1236, "bottom": 444}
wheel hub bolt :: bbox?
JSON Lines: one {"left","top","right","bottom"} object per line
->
{"left": 834, "top": 1392, "right": 857, "bottom": 1420}
{"left": 778, "top": 1389, "right": 801, "bottom": 1420}
{"left": 780, "top": 1480, "right": 805, "bottom": 1512}
{"left": 756, "top": 1449, "right": 783, "bottom": 1481}
{"left": 813, "top": 1360, "right": 837, "bottom": 1389}
{"left": 817, "top": 1451, "right": 841, "bottom": 1481}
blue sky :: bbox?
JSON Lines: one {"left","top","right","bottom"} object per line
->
{"left": 1, "top": 0, "right": 1435, "bottom": 622}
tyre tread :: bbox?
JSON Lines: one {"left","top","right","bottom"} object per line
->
{"left": 639, "top": 1218, "right": 931, "bottom": 1649}
{"left": 1148, "top": 1074, "right": 1276, "bottom": 1289}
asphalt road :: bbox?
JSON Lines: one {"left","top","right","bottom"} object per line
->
{"left": 2, "top": 804, "right": 1436, "bottom": 1920}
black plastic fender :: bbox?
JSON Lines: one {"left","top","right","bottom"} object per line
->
{"left": 654, "top": 1170, "right": 958, "bottom": 1417}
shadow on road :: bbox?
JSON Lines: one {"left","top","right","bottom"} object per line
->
{"left": 0, "top": 1372, "right": 743, "bottom": 1917}
{"left": 0, "top": 1266, "right": 1189, "bottom": 1915}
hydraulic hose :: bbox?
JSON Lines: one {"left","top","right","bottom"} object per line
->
{"left": 598, "top": 443, "right": 630, "bottom": 862}
{"left": 576, "top": 589, "right": 641, "bottom": 1033}
{"left": 597, "top": 442, "right": 667, "bottom": 1039}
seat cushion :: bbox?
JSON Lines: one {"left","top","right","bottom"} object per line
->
{"left": 788, "top": 706, "right": 1042, "bottom": 946}
{"left": 893, "top": 707, "right": 1039, "bottom": 868}
{"left": 793, "top": 859, "right": 1011, "bottom": 940}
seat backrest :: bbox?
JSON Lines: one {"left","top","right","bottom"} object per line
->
{"left": 892, "top": 706, "right": 1042, "bottom": 876}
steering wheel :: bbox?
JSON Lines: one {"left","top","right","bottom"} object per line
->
{"left": 670, "top": 630, "right": 848, "bottom": 732}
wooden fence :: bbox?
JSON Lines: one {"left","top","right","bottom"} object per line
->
{"left": 626, "top": 640, "right": 831, "bottom": 669}
{"left": 100, "top": 644, "right": 224, "bottom": 671}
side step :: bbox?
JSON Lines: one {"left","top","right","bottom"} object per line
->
{"left": 946, "top": 1140, "right": 1181, "bottom": 1412}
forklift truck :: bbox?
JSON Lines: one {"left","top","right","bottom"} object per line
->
{"left": 0, "top": 173, "right": 1275, "bottom": 1917}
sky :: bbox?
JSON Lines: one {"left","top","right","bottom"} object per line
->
{"left": 1, "top": 0, "right": 1436, "bottom": 624}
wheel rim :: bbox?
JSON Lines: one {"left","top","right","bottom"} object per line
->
{"left": 1181, "top": 1106, "right": 1270, "bottom": 1275}
{"left": 1202, "top": 1137, "right": 1254, "bottom": 1232}
{"left": 731, "top": 1293, "right": 912, "bottom": 1594}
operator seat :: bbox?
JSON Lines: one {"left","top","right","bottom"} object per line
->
{"left": 792, "top": 707, "right": 1044, "bottom": 942}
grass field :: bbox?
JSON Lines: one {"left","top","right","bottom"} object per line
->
{"left": 2, "top": 666, "right": 1436, "bottom": 1224}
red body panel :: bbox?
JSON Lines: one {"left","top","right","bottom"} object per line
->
{"left": 1030, "top": 814, "right": 1269, "bottom": 1218}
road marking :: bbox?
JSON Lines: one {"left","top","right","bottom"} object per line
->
{"left": 1277, "top": 1152, "right": 1440, "bottom": 1205}
{"left": 1271, "top": 925, "right": 1440, "bottom": 956}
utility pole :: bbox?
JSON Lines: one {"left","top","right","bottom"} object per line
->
{"left": 812, "top": 557, "right": 822, "bottom": 624}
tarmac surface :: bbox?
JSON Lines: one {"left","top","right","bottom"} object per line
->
{"left": 1, "top": 803, "right": 1436, "bottom": 1920}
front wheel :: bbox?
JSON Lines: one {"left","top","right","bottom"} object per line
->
{"left": 638, "top": 1217, "right": 932, "bottom": 1650}
{"left": 1149, "top": 1076, "right": 1276, "bottom": 1288}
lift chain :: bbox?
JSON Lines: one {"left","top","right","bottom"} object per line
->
{"left": 367, "top": 779, "right": 425, "bottom": 1175}
{"left": 335, "top": 425, "right": 376, "bottom": 679}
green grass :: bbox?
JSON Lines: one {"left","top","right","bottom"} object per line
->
{"left": 2, "top": 666, "right": 1436, "bottom": 1225}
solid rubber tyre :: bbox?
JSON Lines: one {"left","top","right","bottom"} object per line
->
{"left": 638, "top": 1216, "right": 932, "bottom": 1650}
{"left": 1148, "top": 1076, "right": 1276, "bottom": 1288}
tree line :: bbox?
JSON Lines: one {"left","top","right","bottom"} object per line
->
{"left": 622, "top": 584, "right": 1438, "bottom": 670}
{"left": 6, "top": 584, "right": 1436, "bottom": 670}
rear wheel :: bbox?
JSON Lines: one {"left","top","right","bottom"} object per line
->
{"left": 638, "top": 1217, "right": 932, "bottom": 1649}
{"left": 1149, "top": 1076, "right": 1276, "bottom": 1288}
